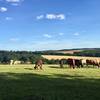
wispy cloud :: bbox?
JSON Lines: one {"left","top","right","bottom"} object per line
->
{"left": 10, "top": 38, "right": 19, "bottom": 42}
{"left": 5, "top": 17, "right": 13, "bottom": 20}
{"left": 0, "top": 7, "right": 7, "bottom": 12}
{"left": 73, "top": 32, "right": 80, "bottom": 36}
{"left": 11, "top": 3, "right": 19, "bottom": 6}
{"left": 6, "top": 0, "right": 22, "bottom": 3}
{"left": 59, "top": 33, "right": 64, "bottom": 36}
{"left": 36, "top": 15, "right": 44, "bottom": 20}
{"left": 36, "top": 13, "right": 66, "bottom": 20}
{"left": 6, "top": 0, "right": 24, "bottom": 6}
{"left": 43, "top": 34, "right": 52, "bottom": 38}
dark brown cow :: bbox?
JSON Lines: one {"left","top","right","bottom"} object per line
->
{"left": 67, "top": 58, "right": 75, "bottom": 69}
{"left": 34, "top": 59, "right": 43, "bottom": 70}
{"left": 75, "top": 59, "right": 83, "bottom": 68}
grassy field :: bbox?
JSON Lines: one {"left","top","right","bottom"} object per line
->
{"left": 0, "top": 64, "right": 100, "bottom": 100}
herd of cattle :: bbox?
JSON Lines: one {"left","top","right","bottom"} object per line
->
{"left": 59, "top": 58, "right": 100, "bottom": 68}
{"left": 10, "top": 58, "right": 100, "bottom": 69}
{"left": 10, "top": 60, "right": 31, "bottom": 65}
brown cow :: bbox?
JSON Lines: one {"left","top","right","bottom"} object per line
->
{"left": 75, "top": 59, "right": 83, "bottom": 68}
{"left": 34, "top": 59, "right": 43, "bottom": 70}
{"left": 67, "top": 58, "right": 75, "bottom": 69}
{"left": 86, "top": 59, "right": 100, "bottom": 68}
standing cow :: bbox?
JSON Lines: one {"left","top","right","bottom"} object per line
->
{"left": 10, "top": 60, "right": 14, "bottom": 65}
{"left": 75, "top": 59, "right": 83, "bottom": 68}
{"left": 67, "top": 58, "right": 75, "bottom": 69}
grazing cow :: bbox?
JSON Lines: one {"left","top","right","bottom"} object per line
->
{"left": 10, "top": 60, "right": 22, "bottom": 65}
{"left": 86, "top": 59, "right": 93, "bottom": 67}
{"left": 75, "top": 59, "right": 83, "bottom": 68}
{"left": 34, "top": 59, "right": 43, "bottom": 70}
{"left": 93, "top": 59, "right": 100, "bottom": 68}
{"left": 86, "top": 59, "right": 100, "bottom": 68}
{"left": 67, "top": 58, "right": 75, "bottom": 69}
{"left": 82, "top": 59, "right": 86, "bottom": 66}
{"left": 14, "top": 60, "right": 21, "bottom": 65}
{"left": 10, "top": 60, "right": 14, "bottom": 65}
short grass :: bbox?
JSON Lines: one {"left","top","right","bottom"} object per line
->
{"left": 0, "top": 64, "right": 100, "bottom": 100}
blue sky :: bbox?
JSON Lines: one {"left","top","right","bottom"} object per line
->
{"left": 0, "top": 0, "right": 100, "bottom": 51}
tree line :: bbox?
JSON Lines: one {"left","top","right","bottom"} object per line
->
{"left": 0, "top": 50, "right": 100, "bottom": 64}
{"left": 0, "top": 51, "right": 43, "bottom": 64}
{"left": 0, "top": 50, "right": 62, "bottom": 64}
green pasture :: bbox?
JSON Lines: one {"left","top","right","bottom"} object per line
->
{"left": 0, "top": 64, "right": 100, "bottom": 100}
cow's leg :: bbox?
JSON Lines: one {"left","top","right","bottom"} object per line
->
{"left": 77, "top": 64, "right": 80, "bottom": 68}
{"left": 34, "top": 65, "right": 38, "bottom": 70}
{"left": 73, "top": 65, "right": 75, "bottom": 69}
{"left": 70, "top": 65, "right": 72, "bottom": 68}
{"left": 34, "top": 65, "right": 37, "bottom": 69}
{"left": 97, "top": 64, "right": 100, "bottom": 68}
{"left": 81, "top": 64, "right": 83, "bottom": 68}
{"left": 60, "top": 64, "right": 63, "bottom": 68}
{"left": 86, "top": 63, "right": 89, "bottom": 68}
{"left": 40, "top": 64, "right": 43, "bottom": 70}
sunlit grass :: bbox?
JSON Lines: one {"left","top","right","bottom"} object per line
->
{"left": 0, "top": 64, "right": 100, "bottom": 100}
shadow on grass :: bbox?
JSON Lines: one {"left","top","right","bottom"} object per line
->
{"left": 24, "top": 68, "right": 34, "bottom": 70}
{"left": 48, "top": 65, "right": 100, "bottom": 69}
{"left": 0, "top": 72, "right": 100, "bottom": 100}
{"left": 48, "top": 65, "right": 68, "bottom": 69}
{"left": 48, "top": 66, "right": 61, "bottom": 69}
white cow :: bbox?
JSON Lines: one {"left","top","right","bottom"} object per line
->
{"left": 14, "top": 60, "right": 21, "bottom": 65}
{"left": 82, "top": 59, "right": 86, "bottom": 66}
{"left": 10, "top": 60, "right": 14, "bottom": 65}
{"left": 10, "top": 60, "right": 22, "bottom": 65}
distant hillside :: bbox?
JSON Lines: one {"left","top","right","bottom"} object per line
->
{"left": 56, "top": 48, "right": 100, "bottom": 54}
{"left": 35, "top": 48, "right": 100, "bottom": 57}
{"left": 55, "top": 50, "right": 83, "bottom": 54}
{"left": 36, "top": 48, "right": 100, "bottom": 54}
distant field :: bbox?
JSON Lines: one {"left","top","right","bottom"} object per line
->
{"left": 56, "top": 50, "right": 83, "bottom": 54}
{"left": 0, "top": 64, "right": 100, "bottom": 100}
{"left": 42, "top": 55, "right": 100, "bottom": 60}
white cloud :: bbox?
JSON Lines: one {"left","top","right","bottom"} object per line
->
{"left": 46, "top": 14, "right": 65, "bottom": 20}
{"left": 56, "top": 14, "right": 65, "bottom": 20}
{"left": 36, "top": 15, "right": 44, "bottom": 20}
{"left": 36, "top": 13, "right": 66, "bottom": 20}
{"left": 74, "top": 32, "right": 80, "bottom": 36}
{"left": 6, "top": 0, "right": 21, "bottom": 2}
{"left": 43, "top": 34, "right": 52, "bottom": 38}
{"left": 46, "top": 14, "right": 56, "bottom": 19}
{"left": 0, "top": 7, "right": 7, "bottom": 12}
{"left": 6, "top": 0, "right": 24, "bottom": 6}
